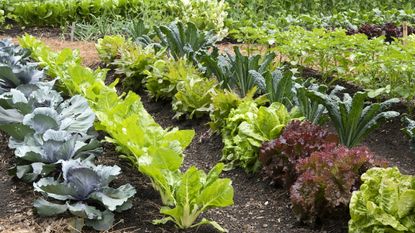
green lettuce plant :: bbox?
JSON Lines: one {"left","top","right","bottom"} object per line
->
{"left": 172, "top": 76, "right": 216, "bottom": 119}
{"left": 221, "top": 100, "right": 299, "bottom": 172}
{"left": 145, "top": 58, "right": 201, "bottom": 100}
{"left": 113, "top": 43, "right": 162, "bottom": 91}
{"left": 167, "top": 0, "right": 228, "bottom": 37}
{"left": 209, "top": 87, "right": 268, "bottom": 132}
{"left": 139, "top": 151, "right": 233, "bottom": 232}
{"left": 33, "top": 159, "right": 136, "bottom": 231}
{"left": 96, "top": 35, "right": 128, "bottom": 64}
{"left": 349, "top": 167, "right": 415, "bottom": 233}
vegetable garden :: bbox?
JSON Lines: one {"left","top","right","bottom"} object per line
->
{"left": 1, "top": 0, "right": 415, "bottom": 233}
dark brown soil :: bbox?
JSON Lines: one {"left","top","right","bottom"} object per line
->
{"left": 0, "top": 24, "right": 65, "bottom": 39}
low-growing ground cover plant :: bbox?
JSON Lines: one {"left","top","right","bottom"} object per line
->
{"left": 349, "top": 167, "right": 415, "bottom": 233}
{"left": 273, "top": 27, "right": 415, "bottom": 101}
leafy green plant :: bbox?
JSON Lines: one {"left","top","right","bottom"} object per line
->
{"left": 295, "top": 83, "right": 328, "bottom": 125}
{"left": 172, "top": 76, "right": 216, "bottom": 119}
{"left": 18, "top": 35, "right": 82, "bottom": 91}
{"left": 203, "top": 47, "right": 276, "bottom": 97}
{"left": 273, "top": 27, "right": 415, "bottom": 101}
{"left": 145, "top": 58, "right": 200, "bottom": 100}
{"left": 167, "top": 0, "right": 228, "bottom": 37}
{"left": 155, "top": 21, "right": 218, "bottom": 65}
{"left": 250, "top": 69, "right": 296, "bottom": 108}
{"left": 113, "top": 43, "right": 162, "bottom": 91}
{"left": 0, "top": 39, "right": 44, "bottom": 93}
{"left": 222, "top": 100, "right": 299, "bottom": 172}
{"left": 349, "top": 167, "right": 415, "bottom": 233}
{"left": 139, "top": 154, "right": 233, "bottom": 232}
{"left": 33, "top": 159, "right": 136, "bottom": 231}
{"left": 291, "top": 145, "right": 380, "bottom": 224}
{"left": 308, "top": 89, "right": 400, "bottom": 147}
{"left": 259, "top": 120, "right": 338, "bottom": 187}
{"left": 96, "top": 35, "right": 128, "bottom": 64}
{"left": 0, "top": 81, "right": 99, "bottom": 181}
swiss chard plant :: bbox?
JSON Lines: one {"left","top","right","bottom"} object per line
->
{"left": 221, "top": 100, "right": 299, "bottom": 172}
{"left": 259, "top": 120, "right": 338, "bottom": 187}
{"left": 308, "top": 88, "right": 400, "bottom": 147}
{"left": 203, "top": 47, "right": 276, "bottom": 97}
{"left": 138, "top": 150, "right": 234, "bottom": 232}
{"left": 33, "top": 159, "right": 136, "bottom": 231}
{"left": 290, "top": 145, "right": 380, "bottom": 224}
{"left": 349, "top": 167, "right": 415, "bottom": 233}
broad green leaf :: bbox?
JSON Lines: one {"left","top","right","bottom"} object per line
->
{"left": 33, "top": 198, "right": 68, "bottom": 216}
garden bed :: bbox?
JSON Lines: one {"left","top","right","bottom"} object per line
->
{"left": 0, "top": 31, "right": 415, "bottom": 233}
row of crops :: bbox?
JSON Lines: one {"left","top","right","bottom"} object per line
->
{"left": 1, "top": 17, "right": 414, "bottom": 231}
{"left": 1, "top": 0, "right": 415, "bottom": 41}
